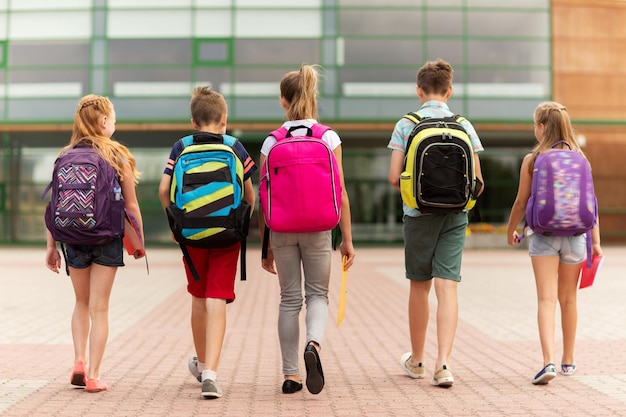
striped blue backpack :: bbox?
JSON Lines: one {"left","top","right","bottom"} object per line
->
{"left": 165, "top": 132, "right": 251, "bottom": 279}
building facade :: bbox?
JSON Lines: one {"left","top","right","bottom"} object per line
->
{"left": 0, "top": 0, "right": 623, "bottom": 243}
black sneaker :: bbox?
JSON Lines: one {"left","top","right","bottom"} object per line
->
{"left": 282, "top": 379, "right": 303, "bottom": 394}
{"left": 304, "top": 343, "right": 324, "bottom": 394}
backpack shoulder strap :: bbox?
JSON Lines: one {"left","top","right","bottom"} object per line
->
{"left": 310, "top": 123, "right": 332, "bottom": 138}
{"left": 222, "top": 134, "right": 238, "bottom": 148}
{"left": 551, "top": 140, "right": 572, "bottom": 150}
{"left": 453, "top": 114, "right": 467, "bottom": 124}
{"left": 269, "top": 127, "right": 289, "bottom": 141}
{"left": 403, "top": 112, "right": 424, "bottom": 125}
{"left": 180, "top": 135, "right": 194, "bottom": 148}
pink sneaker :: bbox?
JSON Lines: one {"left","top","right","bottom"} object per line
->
{"left": 70, "top": 361, "right": 86, "bottom": 387}
{"left": 85, "top": 378, "right": 107, "bottom": 393}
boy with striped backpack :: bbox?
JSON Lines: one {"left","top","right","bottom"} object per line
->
{"left": 158, "top": 86, "right": 256, "bottom": 399}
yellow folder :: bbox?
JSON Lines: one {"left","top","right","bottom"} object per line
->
{"left": 337, "top": 256, "right": 348, "bottom": 327}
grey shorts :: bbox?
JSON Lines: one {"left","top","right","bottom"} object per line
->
{"left": 403, "top": 212, "right": 468, "bottom": 282}
{"left": 528, "top": 233, "right": 586, "bottom": 264}
{"left": 64, "top": 237, "right": 125, "bottom": 268}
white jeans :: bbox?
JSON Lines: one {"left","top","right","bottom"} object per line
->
{"left": 271, "top": 230, "right": 332, "bottom": 375}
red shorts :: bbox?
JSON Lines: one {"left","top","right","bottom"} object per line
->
{"left": 183, "top": 243, "right": 240, "bottom": 303}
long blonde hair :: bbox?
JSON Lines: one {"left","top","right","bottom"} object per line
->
{"left": 61, "top": 94, "right": 140, "bottom": 184}
{"left": 529, "top": 101, "right": 584, "bottom": 174}
{"left": 280, "top": 64, "right": 319, "bottom": 121}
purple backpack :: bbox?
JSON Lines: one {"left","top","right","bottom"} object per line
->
{"left": 43, "top": 145, "right": 125, "bottom": 245}
{"left": 526, "top": 141, "right": 597, "bottom": 237}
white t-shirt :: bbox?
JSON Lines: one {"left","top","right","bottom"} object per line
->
{"left": 260, "top": 119, "right": 341, "bottom": 156}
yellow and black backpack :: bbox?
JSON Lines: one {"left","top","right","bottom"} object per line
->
{"left": 400, "top": 112, "right": 482, "bottom": 213}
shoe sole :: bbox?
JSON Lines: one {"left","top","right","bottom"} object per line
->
{"left": 431, "top": 377, "right": 454, "bottom": 387}
{"left": 533, "top": 373, "right": 556, "bottom": 385}
{"left": 201, "top": 392, "right": 222, "bottom": 399}
{"left": 70, "top": 372, "right": 86, "bottom": 387}
{"left": 304, "top": 349, "right": 324, "bottom": 395}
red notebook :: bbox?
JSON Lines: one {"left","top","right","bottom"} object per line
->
{"left": 579, "top": 255, "right": 604, "bottom": 289}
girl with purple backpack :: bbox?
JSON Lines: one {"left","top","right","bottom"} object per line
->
{"left": 258, "top": 64, "right": 355, "bottom": 395}
{"left": 44, "top": 94, "right": 144, "bottom": 393}
{"left": 506, "top": 101, "right": 602, "bottom": 385}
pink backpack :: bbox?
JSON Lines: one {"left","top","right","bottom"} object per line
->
{"left": 260, "top": 123, "right": 342, "bottom": 234}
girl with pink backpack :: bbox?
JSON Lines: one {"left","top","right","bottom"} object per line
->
{"left": 258, "top": 64, "right": 356, "bottom": 395}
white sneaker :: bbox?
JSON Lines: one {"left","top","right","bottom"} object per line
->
{"left": 400, "top": 352, "right": 425, "bottom": 379}
{"left": 188, "top": 356, "right": 201, "bottom": 382}
{"left": 431, "top": 365, "right": 454, "bottom": 387}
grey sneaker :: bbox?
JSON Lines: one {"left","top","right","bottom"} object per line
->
{"left": 188, "top": 356, "right": 201, "bottom": 383}
{"left": 431, "top": 365, "right": 454, "bottom": 387}
{"left": 400, "top": 352, "right": 425, "bottom": 379}
{"left": 201, "top": 379, "right": 223, "bottom": 399}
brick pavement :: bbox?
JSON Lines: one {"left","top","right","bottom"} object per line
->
{"left": 1, "top": 245, "right": 625, "bottom": 417}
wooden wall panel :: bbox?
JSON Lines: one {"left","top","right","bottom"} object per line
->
{"left": 553, "top": 0, "right": 626, "bottom": 240}
{"left": 555, "top": 75, "right": 626, "bottom": 118}
{"left": 553, "top": 0, "right": 626, "bottom": 120}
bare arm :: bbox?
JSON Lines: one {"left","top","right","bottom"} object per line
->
{"left": 591, "top": 221, "right": 603, "bottom": 257}
{"left": 45, "top": 230, "right": 61, "bottom": 273}
{"left": 388, "top": 149, "right": 404, "bottom": 190}
{"left": 506, "top": 154, "right": 533, "bottom": 246}
{"left": 473, "top": 153, "right": 485, "bottom": 197}
{"left": 157, "top": 173, "right": 171, "bottom": 210}
{"left": 333, "top": 145, "right": 355, "bottom": 270}
{"left": 120, "top": 161, "right": 144, "bottom": 244}
{"left": 243, "top": 178, "right": 255, "bottom": 213}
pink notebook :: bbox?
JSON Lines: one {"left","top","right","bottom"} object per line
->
{"left": 123, "top": 210, "right": 144, "bottom": 257}
{"left": 123, "top": 210, "right": 149, "bottom": 274}
{"left": 579, "top": 255, "right": 604, "bottom": 289}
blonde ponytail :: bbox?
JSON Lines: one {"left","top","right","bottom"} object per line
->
{"left": 280, "top": 64, "right": 320, "bottom": 121}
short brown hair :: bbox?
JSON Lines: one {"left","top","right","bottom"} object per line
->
{"left": 416, "top": 59, "right": 454, "bottom": 96}
{"left": 190, "top": 86, "right": 227, "bottom": 126}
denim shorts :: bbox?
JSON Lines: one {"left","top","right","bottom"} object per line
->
{"left": 64, "top": 237, "right": 125, "bottom": 268}
{"left": 528, "top": 233, "right": 586, "bottom": 264}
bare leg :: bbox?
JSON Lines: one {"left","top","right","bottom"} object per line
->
{"left": 204, "top": 298, "right": 226, "bottom": 372}
{"left": 531, "top": 255, "right": 560, "bottom": 366}
{"left": 69, "top": 267, "right": 91, "bottom": 365}
{"left": 408, "top": 280, "right": 432, "bottom": 364}
{"left": 191, "top": 296, "right": 208, "bottom": 364}
{"left": 84, "top": 263, "right": 116, "bottom": 379}
{"left": 558, "top": 262, "right": 582, "bottom": 365}
{"left": 433, "top": 278, "right": 458, "bottom": 369}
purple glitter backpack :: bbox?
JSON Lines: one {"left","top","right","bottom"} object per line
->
{"left": 526, "top": 141, "right": 597, "bottom": 237}
{"left": 43, "top": 144, "right": 125, "bottom": 245}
